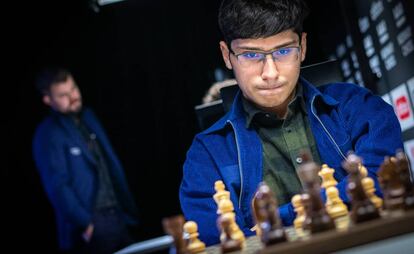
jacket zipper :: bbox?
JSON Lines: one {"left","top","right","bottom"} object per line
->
{"left": 310, "top": 96, "right": 347, "bottom": 161}
{"left": 227, "top": 95, "right": 346, "bottom": 210}
{"left": 227, "top": 120, "right": 244, "bottom": 209}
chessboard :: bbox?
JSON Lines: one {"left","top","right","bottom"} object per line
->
{"left": 205, "top": 209, "right": 414, "bottom": 254}
{"left": 157, "top": 151, "right": 414, "bottom": 254}
{"left": 205, "top": 235, "right": 262, "bottom": 254}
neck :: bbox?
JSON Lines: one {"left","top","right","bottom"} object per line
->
{"left": 68, "top": 111, "right": 82, "bottom": 125}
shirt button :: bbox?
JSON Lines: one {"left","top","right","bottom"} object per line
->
{"left": 265, "top": 113, "right": 270, "bottom": 118}
{"left": 296, "top": 157, "right": 303, "bottom": 164}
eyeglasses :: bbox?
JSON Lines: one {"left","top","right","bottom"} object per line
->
{"left": 229, "top": 46, "right": 301, "bottom": 68}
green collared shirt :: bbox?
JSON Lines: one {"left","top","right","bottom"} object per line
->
{"left": 242, "top": 83, "right": 321, "bottom": 205}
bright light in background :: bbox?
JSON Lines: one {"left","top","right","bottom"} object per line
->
{"left": 89, "top": 0, "right": 126, "bottom": 12}
{"left": 97, "top": 0, "right": 126, "bottom": 6}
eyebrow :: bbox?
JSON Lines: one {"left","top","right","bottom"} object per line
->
{"left": 236, "top": 39, "right": 299, "bottom": 52}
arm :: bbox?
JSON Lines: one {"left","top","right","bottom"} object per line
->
{"left": 278, "top": 88, "right": 403, "bottom": 226}
{"left": 333, "top": 89, "right": 402, "bottom": 204}
{"left": 179, "top": 137, "right": 254, "bottom": 246}
{"left": 33, "top": 128, "right": 92, "bottom": 229}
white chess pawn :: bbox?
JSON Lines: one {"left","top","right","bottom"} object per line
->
{"left": 291, "top": 194, "right": 306, "bottom": 238}
{"left": 326, "top": 186, "right": 350, "bottom": 231}
{"left": 183, "top": 221, "right": 206, "bottom": 254}
{"left": 362, "top": 177, "right": 383, "bottom": 211}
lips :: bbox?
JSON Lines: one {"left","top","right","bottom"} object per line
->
{"left": 258, "top": 84, "right": 284, "bottom": 90}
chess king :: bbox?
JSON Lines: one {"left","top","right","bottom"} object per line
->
{"left": 179, "top": 0, "right": 403, "bottom": 246}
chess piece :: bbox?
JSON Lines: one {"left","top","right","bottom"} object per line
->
{"left": 162, "top": 215, "right": 188, "bottom": 254}
{"left": 325, "top": 186, "right": 350, "bottom": 231}
{"left": 343, "top": 153, "right": 380, "bottom": 223}
{"left": 218, "top": 213, "right": 242, "bottom": 253}
{"left": 214, "top": 180, "right": 231, "bottom": 209}
{"left": 378, "top": 156, "right": 406, "bottom": 215}
{"left": 291, "top": 194, "right": 307, "bottom": 238}
{"left": 300, "top": 192, "right": 312, "bottom": 233}
{"left": 253, "top": 182, "right": 287, "bottom": 246}
{"left": 319, "top": 164, "right": 337, "bottom": 189}
{"left": 183, "top": 221, "right": 206, "bottom": 254}
{"left": 358, "top": 163, "right": 368, "bottom": 178}
{"left": 395, "top": 150, "right": 414, "bottom": 209}
{"left": 357, "top": 161, "right": 383, "bottom": 211}
{"left": 361, "top": 176, "right": 383, "bottom": 211}
{"left": 251, "top": 195, "right": 264, "bottom": 237}
{"left": 217, "top": 198, "right": 245, "bottom": 246}
{"left": 298, "top": 151, "right": 335, "bottom": 234}
{"left": 214, "top": 181, "right": 245, "bottom": 247}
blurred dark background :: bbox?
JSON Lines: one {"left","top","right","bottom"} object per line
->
{"left": 4, "top": 0, "right": 413, "bottom": 252}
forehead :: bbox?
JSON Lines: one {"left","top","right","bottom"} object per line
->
{"left": 231, "top": 29, "right": 299, "bottom": 51}
{"left": 49, "top": 76, "right": 76, "bottom": 95}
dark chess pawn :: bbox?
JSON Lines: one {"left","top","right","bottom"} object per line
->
{"left": 395, "top": 150, "right": 414, "bottom": 209}
{"left": 218, "top": 213, "right": 242, "bottom": 253}
{"left": 162, "top": 215, "right": 188, "bottom": 254}
{"left": 253, "top": 182, "right": 287, "bottom": 246}
{"left": 378, "top": 155, "right": 406, "bottom": 214}
{"left": 343, "top": 153, "right": 380, "bottom": 223}
{"left": 298, "top": 151, "right": 335, "bottom": 233}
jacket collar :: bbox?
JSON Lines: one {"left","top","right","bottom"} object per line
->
{"left": 203, "top": 76, "right": 339, "bottom": 134}
{"left": 52, "top": 108, "right": 97, "bottom": 166}
{"left": 300, "top": 77, "right": 339, "bottom": 107}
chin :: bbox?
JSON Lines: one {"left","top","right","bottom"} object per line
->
{"left": 256, "top": 101, "right": 280, "bottom": 110}
{"left": 72, "top": 104, "right": 82, "bottom": 112}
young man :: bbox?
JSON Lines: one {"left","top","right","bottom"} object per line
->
{"left": 32, "top": 68, "right": 139, "bottom": 254}
{"left": 179, "top": 0, "right": 403, "bottom": 246}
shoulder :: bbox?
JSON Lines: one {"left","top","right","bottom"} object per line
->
{"left": 82, "top": 107, "right": 97, "bottom": 119}
{"left": 318, "top": 82, "right": 371, "bottom": 98}
{"left": 317, "top": 82, "right": 395, "bottom": 119}
{"left": 316, "top": 82, "right": 382, "bottom": 107}
{"left": 34, "top": 115, "right": 58, "bottom": 134}
{"left": 33, "top": 114, "right": 65, "bottom": 143}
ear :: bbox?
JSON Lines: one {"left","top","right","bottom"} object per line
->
{"left": 42, "top": 95, "right": 51, "bottom": 106}
{"left": 219, "top": 41, "right": 233, "bottom": 70}
{"left": 300, "top": 32, "right": 307, "bottom": 62}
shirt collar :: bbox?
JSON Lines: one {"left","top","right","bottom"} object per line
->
{"left": 242, "top": 82, "right": 307, "bottom": 128}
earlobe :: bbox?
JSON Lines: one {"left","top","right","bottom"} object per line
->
{"left": 219, "top": 41, "right": 233, "bottom": 70}
{"left": 300, "top": 33, "right": 307, "bottom": 62}
{"left": 42, "top": 95, "right": 51, "bottom": 106}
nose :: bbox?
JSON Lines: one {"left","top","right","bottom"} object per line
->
{"left": 69, "top": 90, "right": 80, "bottom": 103}
{"left": 261, "top": 55, "right": 279, "bottom": 81}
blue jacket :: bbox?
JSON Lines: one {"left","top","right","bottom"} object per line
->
{"left": 32, "top": 107, "right": 138, "bottom": 250}
{"left": 179, "top": 77, "right": 403, "bottom": 246}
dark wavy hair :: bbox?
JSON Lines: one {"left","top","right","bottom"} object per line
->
{"left": 35, "top": 67, "right": 72, "bottom": 95}
{"left": 218, "top": 0, "right": 309, "bottom": 45}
